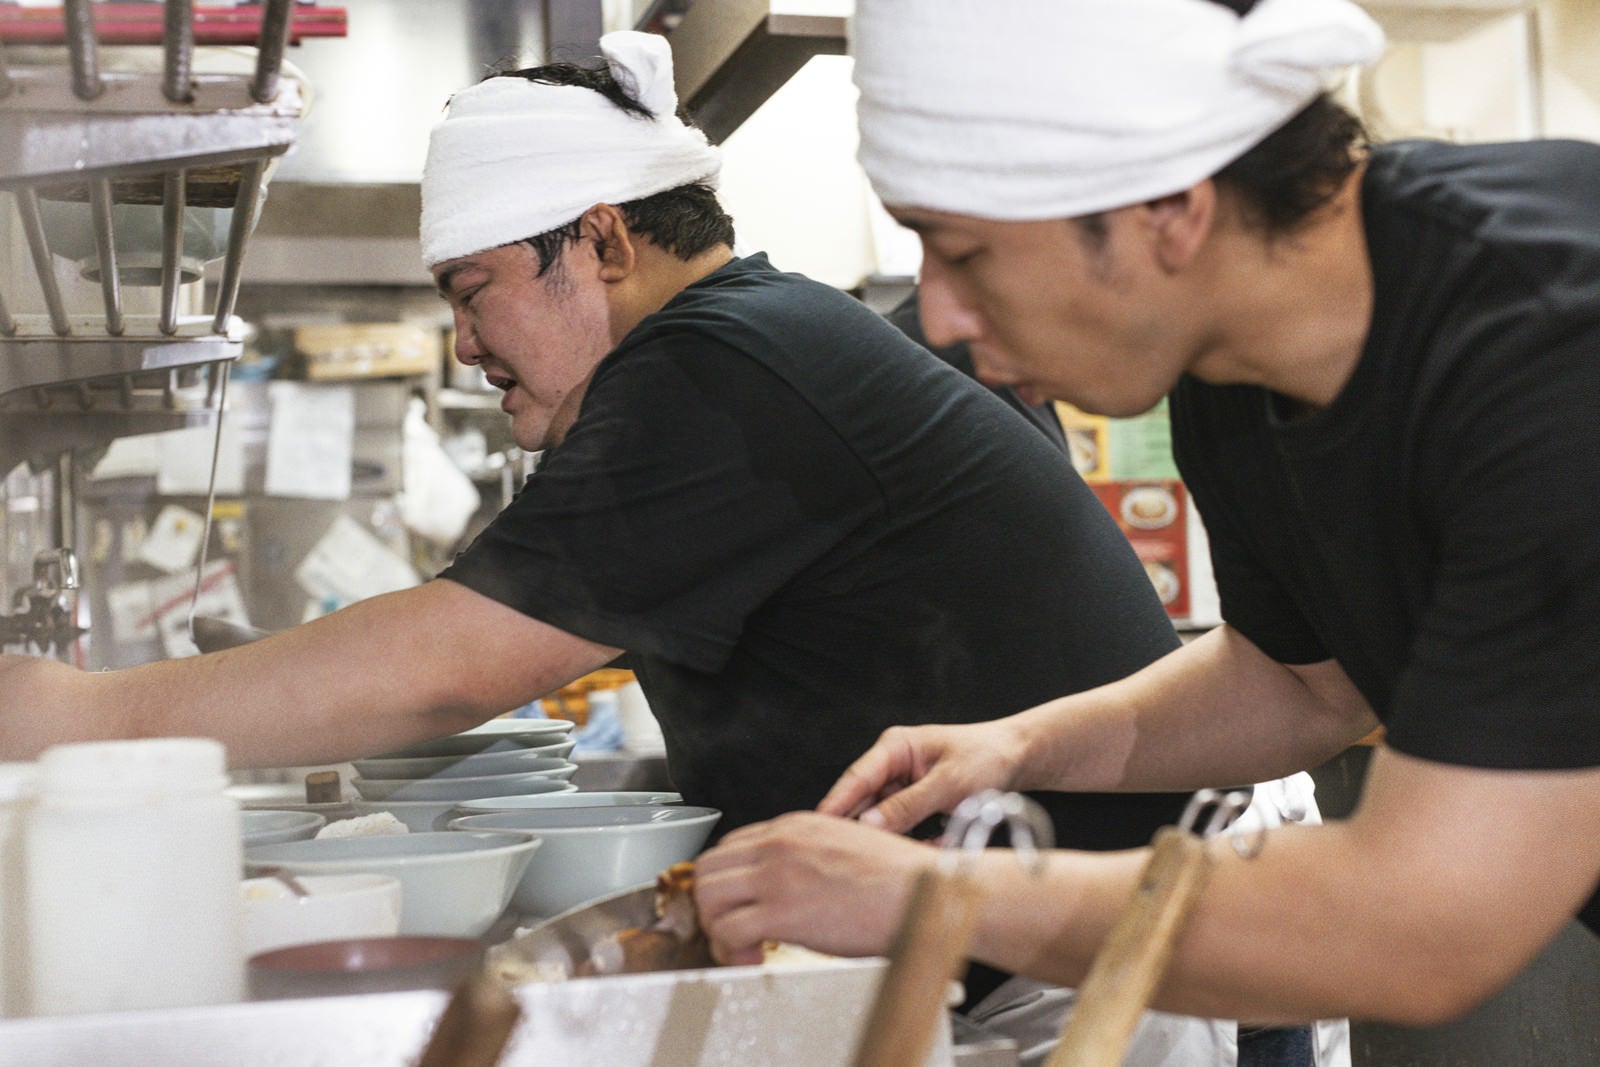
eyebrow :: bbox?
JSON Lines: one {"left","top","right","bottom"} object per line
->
{"left": 434, "top": 263, "right": 476, "bottom": 300}
{"left": 890, "top": 214, "right": 935, "bottom": 236}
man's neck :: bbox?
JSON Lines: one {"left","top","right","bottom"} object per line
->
{"left": 1190, "top": 164, "right": 1374, "bottom": 412}
{"left": 609, "top": 242, "right": 736, "bottom": 345}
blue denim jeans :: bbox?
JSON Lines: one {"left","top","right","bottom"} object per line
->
{"left": 1237, "top": 1023, "right": 1315, "bottom": 1066}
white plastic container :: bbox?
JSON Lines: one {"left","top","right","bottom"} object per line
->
{"left": 0, "top": 762, "right": 35, "bottom": 1018}
{"left": 25, "top": 738, "right": 245, "bottom": 1016}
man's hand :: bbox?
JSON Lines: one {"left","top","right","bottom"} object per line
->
{"left": 693, "top": 812, "right": 937, "bottom": 965}
{"left": 816, "top": 718, "right": 1030, "bottom": 832}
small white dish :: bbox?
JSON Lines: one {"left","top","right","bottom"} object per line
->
{"left": 351, "top": 740, "right": 577, "bottom": 781}
{"left": 370, "top": 719, "right": 575, "bottom": 761}
{"left": 240, "top": 873, "right": 402, "bottom": 956}
{"left": 452, "top": 790, "right": 681, "bottom": 814}
{"left": 354, "top": 781, "right": 579, "bottom": 832}
{"left": 241, "top": 809, "right": 327, "bottom": 848}
{"left": 351, "top": 763, "right": 577, "bottom": 803}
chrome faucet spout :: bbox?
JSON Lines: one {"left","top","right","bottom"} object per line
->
{"left": 2, "top": 548, "right": 86, "bottom": 654}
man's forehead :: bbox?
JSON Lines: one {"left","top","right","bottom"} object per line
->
{"left": 433, "top": 243, "right": 526, "bottom": 293}
{"left": 884, "top": 204, "right": 1021, "bottom": 242}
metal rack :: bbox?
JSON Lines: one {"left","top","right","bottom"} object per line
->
{"left": 0, "top": 0, "right": 321, "bottom": 471}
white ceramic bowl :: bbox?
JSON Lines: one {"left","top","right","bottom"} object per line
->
{"left": 451, "top": 790, "right": 682, "bottom": 814}
{"left": 244, "top": 831, "right": 540, "bottom": 937}
{"left": 446, "top": 806, "right": 720, "bottom": 918}
{"left": 241, "top": 809, "right": 328, "bottom": 847}
{"left": 351, "top": 739, "right": 577, "bottom": 781}
{"left": 351, "top": 763, "right": 577, "bottom": 803}
{"left": 240, "top": 873, "right": 403, "bottom": 955}
{"left": 370, "top": 719, "right": 575, "bottom": 760}
{"left": 354, "top": 782, "right": 579, "bottom": 833}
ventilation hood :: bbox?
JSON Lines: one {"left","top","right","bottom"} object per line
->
{"left": 666, "top": 0, "right": 847, "bottom": 144}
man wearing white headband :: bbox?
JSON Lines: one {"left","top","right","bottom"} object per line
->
{"left": 696, "top": 0, "right": 1600, "bottom": 1051}
{"left": 0, "top": 29, "right": 1245, "bottom": 1050}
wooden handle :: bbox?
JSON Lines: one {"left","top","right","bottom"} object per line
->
{"left": 852, "top": 867, "right": 980, "bottom": 1067}
{"left": 416, "top": 967, "right": 521, "bottom": 1067}
{"left": 1047, "top": 826, "right": 1214, "bottom": 1067}
{"left": 304, "top": 769, "right": 340, "bottom": 804}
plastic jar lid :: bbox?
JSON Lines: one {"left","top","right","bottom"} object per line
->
{"left": 37, "top": 738, "right": 228, "bottom": 799}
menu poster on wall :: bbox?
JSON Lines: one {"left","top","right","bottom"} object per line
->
{"left": 1090, "top": 479, "right": 1190, "bottom": 620}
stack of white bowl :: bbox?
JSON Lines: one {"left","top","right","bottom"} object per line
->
{"left": 348, "top": 719, "right": 580, "bottom": 832}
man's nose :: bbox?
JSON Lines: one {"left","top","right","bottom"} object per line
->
{"left": 917, "top": 260, "right": 985, "bottom": 349}
{"left": 452, "top": 314, "right": 484, "bottom": 365}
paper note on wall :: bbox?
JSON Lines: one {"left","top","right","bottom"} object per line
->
{"left": 295, "top": 514, "right": 420, "bottom": 609}
{"left": 90, "top": 434, "right": 162, "bottom": 481}
{"left": 265, "top": 381, "right": 354, "bottom": 500}
{"left": 137, "top": 504, "right": 207, "bottom": 575}
{"left": 158, "top": 421, "right": 247, "bottom": 496}
{"left": 154, "top": 561, "right": 250, "bottom": 659}
{"left": 106, "top": 560, "right": 247, "bottom": 655}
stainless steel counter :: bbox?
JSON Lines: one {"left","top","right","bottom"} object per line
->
{"left": 0, "top": 957, "right": 957, "bottom": 1067}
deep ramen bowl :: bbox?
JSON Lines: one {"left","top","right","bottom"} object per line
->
{"left": 245, "top": 831, "right": 539, "bottom": 937}
{"left": 446, "top": 806, "right": 719, "bottom": 918}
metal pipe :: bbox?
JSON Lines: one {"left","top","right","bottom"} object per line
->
{"left": 162, "top": 0, "right": 197, "bottom": 104}
{"left": 16, "top": 188, "right": 72, "bottom": 337}
{"left": 62, "top": 0, "right": 105, "bottom": 101}
{"left": 211, "top": 159, "right": 265, "bottom": 334}
{"left": 90, "top": 177, "right": 126, "bottom": 336}
{"left": 0, "top": 286, "right": 14, "bottom": 337}
{"left": 251, "top": 0, "right": 295, "bottom": 104}
{"left": 0, "top": 39, "right": 15, "bottom": 99}
{"left": 160, "top": 170, "right": 186, "bottom": 336}
{"left": 55, "top": 454, "right": 76, "bottom": 557}
{"left": 1524, "top": 8, "right": 1546, "bottom": 140}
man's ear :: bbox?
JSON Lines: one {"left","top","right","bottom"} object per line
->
{"left": 580, "top": 203, "right": 636, "bottom": 282}
{"left": 1143, "top": 180, "right": 1216, "bottom": 273}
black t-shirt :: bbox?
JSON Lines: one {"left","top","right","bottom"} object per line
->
{"left": 1170, "top": 139, "right": 1600, "bottom": 930}
{"left": 884, "top": 289, "right": 1070, "bottom": 451}
{"left": 444, "top": 254, "right": 1189, "bottom": 846}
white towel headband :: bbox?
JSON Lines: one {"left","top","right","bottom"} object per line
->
{"left": 420, "top": 31, "right": 722, "bottom": 268}
{"left": 851, "top": 0, "right": 1384, "bottom": 222}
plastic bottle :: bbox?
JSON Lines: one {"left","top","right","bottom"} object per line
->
{"left": 0, "top": 761, "right": 35, "bottom": 1017}
{"left": 25, "top": 738, "right": 245, "bottom": 1016}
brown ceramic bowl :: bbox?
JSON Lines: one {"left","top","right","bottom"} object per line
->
{"left": 247, "top": 935, "right": 483, "bottom": 999}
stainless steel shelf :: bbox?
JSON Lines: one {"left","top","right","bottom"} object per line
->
{"left": 0, "top": 0, "right": 313, "bottom": 463}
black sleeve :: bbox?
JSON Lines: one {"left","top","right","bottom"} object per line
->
{"left": 440, "top": 335, "right": 882, "bottom": 673}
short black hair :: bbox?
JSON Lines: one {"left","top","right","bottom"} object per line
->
{"left": 488, "top": 58, "right": 736, "bottom": 276}
{"left": 1198, "top": 0, "right": 1370, "bottom": 234}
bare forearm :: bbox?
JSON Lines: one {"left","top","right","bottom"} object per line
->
{"left": 965, "top": 826, "right": 1395, "bottom": 1022}
{"left": 968, "top": 751, "right": 1600, "bottom": 1025}
{"left": 1011, "top": 625, "right": 1378, "bottom": 794}
{"left": 0, "top": 580, "right": 619, "bottom": 768}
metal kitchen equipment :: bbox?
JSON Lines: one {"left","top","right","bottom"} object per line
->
{"left": 852, "top": 790, "right": 1053, "bottom": 1067}
{"left": 1047, "top": 788, "right": 1257, "bottom": 1067}
{"left": 0, "top": 0, "right": 339, "bottom": 659}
